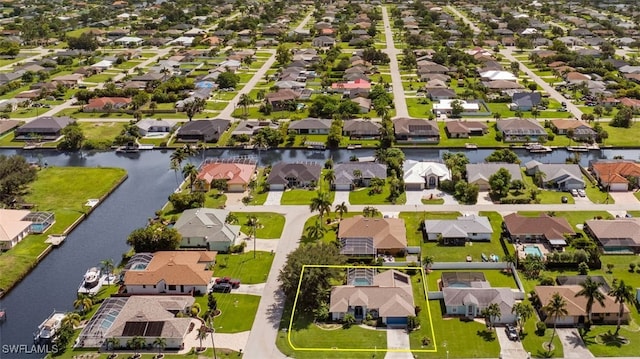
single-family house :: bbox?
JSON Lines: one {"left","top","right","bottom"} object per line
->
{"left": 403, "top": 160, "right": 450, "bottom": 190}
{"left": 441, "top": 272, "right": 517, "bottom": 324}
{"left": 123, "top": 251, "right": 216, "bottom": 294}
{"left": 114, "top": 36, "right": 144, "bottom": 46}
{"left": 175, "top": 119, "right": 230, "bottom": 143}
{"left": 550, "top": 119, "right": 596, "bottom": 141}
{"left": 466, "top": 163, "right": 522, "bottom": 191}
{"left": 393, "top": 118, "right": 440, "bottom": 143}
{"left": 231, "top": 120, "right": 279, "bottom": 137}
{"left": 510, "top": 92, "right": 542, "bottom": 111}
{"left": 136, "top": 119, "right": 172, "bottom": 136}
{"left": 83, "top": 97, "right": 132, "bottom": 112}
{"left": 86, "top": 296, "right": 195, "bottom": 350}
{"left": 14, "top": 116, "right": 75, "bottom": 141}
{"left": 331, "top": 78, "right": 371, "bottom": 93}
{"left": 0, "top": 119, "right": 20, "bottom": 135}
{"left": 524, "top": 161, "right": 585, "bottom": 190}
{"left": 288, "top": 118, "right": 332, "bottom": 134}
{"left": 444, "top": 120, "right": 488, "bottom": 138}
{"left": 330, "top": 269, "right": 415, "bottom": 327}
{"left": 352, "top": 97, "right": 371, "bottom": 113}
{"left": 196, "top": 160, "right": 257, "bottom": 192}
{"left": 479, "top": 70, "right": 518, "bottom": 82}
{"left": 433, "top": 99, "right": 480, "bottom": 115}
{"left": 342, "top": 119, "right": 381, "bottom": 139}
{"left": 423, "top": 215, "right": 493, "bottom": 245}
{"left": 495, "top": 118, "right": 547, "bottom": 142}
{"left": 264, "top": 89, "right": 300, "bottom": 111}
{"left": 338, "top": 216, "right": 407, "bottom": 256}
{"left": 503, "top": 213, "right": 575, "bottom": 246}
{"left": 333, "top": 162, "right": 387, "bottom": 190}
{"left": 312, "top": 36, "right": 336, "bottom": 47}
{"left": 91, "top": 59, "right": 114, "bottom": 71}
{"left": 585, "top": 218, "right": 640, "bottom": 254}
{"left": 535, "top": 285, "right": 629, "bottom": 326}
{"left": 266, "top": 162, "right": 322, "bottom": 190}
{"left": 427, "top": 88, "right": 457, "bottom": 100}
{"left": 174, "top": 208, "right": 240, "bottom": 252}
{"left": 591, "top": 160, "right": 640, "bottom": 191}
{"left": 0, "top": 209, "right": 32, "bottom": 251}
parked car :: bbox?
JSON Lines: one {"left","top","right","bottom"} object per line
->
{"left": 211, "top": 283, "right": 232, "bottom": 293}
{"left": 570, "top": 189, "right": 578, "bottom": 197}
{"left": 577, "top": 189, "right": 586, "bottom": 197}
{"left": 505, "top": 324, "right": 519, "bottom": 341}
{"left": 215, "top": 277, "right": 240, "bottom": 288}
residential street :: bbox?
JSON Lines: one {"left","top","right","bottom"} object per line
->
{"left": 381, "top": 6, "right": 408, "bottom": 118}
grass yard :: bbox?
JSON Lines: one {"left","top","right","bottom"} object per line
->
{"left": 0, "top": 167, "right": 127, "bottom": 292}
{"left": 520, "top": 169, "right": 575, "bottom": 205}
{"left": 584, "top": 176, "right": 613, "bottom": 204}
{"left": 84, "top": 73, "right": 114, "bottom": 83}
{"left": 204, "top": 189, "right": 227, "bottom": 208}
{"left": 230, "top": 212, "right": 285, "bottom": 238}
{"left": 599, "top": 123, "right": 640, "bottom": 147}
{"left": 78, "top": 122, "right": 126, "bottom": 142}
{"left": 53, "top": 349, "right": 240, "bottom": 359}
{"left": 421, "top": 198, "right": 444, "bottom": 205}
{"left": 349, "top": 183, "right": 407, "bottom": 205}
{"left": 213, "top": 251, "right": 274, "bottom": 284}
{"left": 281, "top": 189, "right": 335, "bottom": 205}
{"left": 195, "top": 293, "right": 260, "bottom": 333}
{"left": 438, "top": 121, "right": 502, "bottom": 147}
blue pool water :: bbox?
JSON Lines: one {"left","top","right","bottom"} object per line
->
{"left": 353, "top": 278, "right": 372, "bottom": 286}
{"left": 524, "top": 245, "right": 543, "bottom": 257}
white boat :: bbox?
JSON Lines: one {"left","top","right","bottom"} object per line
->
{"left": 465, "top": 143, "right": 478, "bottom": 149}
{"left": 34, "top": 312, "right": 65, "bottom": 343}
{"left": 566, "top": 145, "right": 589, "bottom": 152}
{"left": 82, "top": 267, "right": 101, "bottom": 289}
{"left": 525, "top": 143, "right": 552, "bottom": 153}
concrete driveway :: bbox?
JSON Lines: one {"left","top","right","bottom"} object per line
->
{"left": 385, "top": 328, "right": 412, "bottom": 359}
{"left": 495, "top": 327, "right": 528, "bottom": 359}
{"left": 609, "top": 191, "right": 638, "bottom": 205}
{"left": 332, "top": 190, "right": 350, "bottom": 206}
{"left": 232, "top": 283, "right": 265, "bottom": 296}
{"left": 556, "top": 328, "right": 594, "bottom": 358}
{"left": 264, "top": 191, "right": 283, "bottom": 205}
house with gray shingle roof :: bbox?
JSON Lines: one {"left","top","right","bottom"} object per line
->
{"left": 466, "top": 163, "right": 522, "bottom": 191}
{"left": 267, "top": 162, "right": 322, "bottom": 190}
{"left": 524, "top": 161, "right": 585, "bottom": 190}
{"left": 423, "top": 215, "right": 493, "bottom": 245}
{"left": 333, "top": 162, "right": 387, "bottom": 190}
{"left": 174, "top": 208, "right": 240, "bottom": 252}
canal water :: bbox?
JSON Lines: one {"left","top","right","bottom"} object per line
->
{"left": 0, "top": 146, "right": 637, "bottom": 358}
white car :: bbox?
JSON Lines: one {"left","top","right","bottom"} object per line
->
{"left": 577, "top": 189, "right": 586, "bottom": 197}
{"left": 570, "top": 189, "right": 578, "bottom": 197}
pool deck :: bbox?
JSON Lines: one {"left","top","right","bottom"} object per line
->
{"left": 515, "top": 243, "right": 549, "bottom": 260}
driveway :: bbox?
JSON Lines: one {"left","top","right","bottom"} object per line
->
{"left": 384, "top": 328, "right": 412, "bottom": 359}
{"left": 332, "top": 190, "right": 350, "bottom": 207}
{"left": 264, "top": 191, "right": 283, "bottom": 205}
{"left": 232, "top": 283, "right": 265, "bottom": 296}
{"left": 495, "top": 327, "right": 528, "bottom": 359}
{"left": 556, "top": 328, "right": 594, "bottom": 358}
{"left": 609, "top": 191, "right": 638, "bottom": 206}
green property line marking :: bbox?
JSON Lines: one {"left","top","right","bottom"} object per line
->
{"left": 286, "top": 264, "right": 438, "bottom": 353}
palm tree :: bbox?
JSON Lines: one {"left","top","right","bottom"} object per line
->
{"left": 481, "top": 303, "right": 501, "bottom": 330}
{"left": 422, "top": 255, "right": 434, "bottom": 271}
{"left": 101, "top": 258, "right": 114, "bottom": 285}
{"left": 196, "top": 326, "right": 208, "bottom": 351}
{"left": 73, "top": 294, "right": 93, "bottom": 315}
{"left": 352, "top": 169, "right": 363, "bottom": 187}
{"left": 238, "top": 93, "right": 253, "bottom": 117}
{"left": 153, "top": 337, "right": 167, "bottom": 357}
{"left": 512, "top": 302, "right": 534, "bottom": 335}
{"left": 323, "top": 169, "right": 336, "bottom": 190}
{"left": 170, "top": 159, "right": 181, "bottom": 187}
{"left": 128, "top": 336, "right": 146, "bottom": 357}
{"left": 544, "top": 292, "right": 568, "bottom": 351}
{"left": 363, "top": 206, "right": 380, "bottom": 218}
{"left": 306, "top": 219, "right": 326, "bottom": 241}
{"left": 105, "top": 337, "right": 119, "bottom": 357}
{"left": 182, "top": 163, "right": 199, "bottom": 192}
{"left": 608, "top": 279, "right": 635, "bottom": 335}
{"left": 575, "top": 276, "right": 606, "bottom": 324}
{"left": 62, "top": 312, "right": 81, "bottom": 329}
{"left": 183, "top": 98, "right": 206, "bottom": 121}
{"left": 181, "top": 144, "right": 199, "bottom": 163}
{"left": 309, "top": 192, "right": 332, "bottom": 222}
{"left": 246, "top": 215, "right": 263, "bottom": 258}
{"left": 334, "top": 202, "right": 348, "bottom": 220}
{"left": 170, "top": 147, "right": 187, "bottom": 173}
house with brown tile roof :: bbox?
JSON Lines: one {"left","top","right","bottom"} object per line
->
{"left": 264, "top": 89, "right": 300, "bottom": 111}
{"left": 503, "top": 213, "right": 575, "bottom": 247}
{"left": 338, "top": 216, "right": 407, "bottom": 256}
{"left": 444, "top": 120, "right": 488, "bottom": 138}
{"left": 123, "top": 251, "right": 216, "bottom": 294}
{"left": 196, "top": 160, "right": 256, "bottom": 192}
{"left": 0, "top": 119, "right": 20, "bottom": 136}
{"left": 550, "top": 119, "right": 596, "bottom": 141}
{"left": 535, "top": 285, "right": 629, "bottom": 326}
{"left": 393, "top": 117, "right": 439, "bottom": 144}
{"left": 619, "top": 97, "right": 640, "bottom": 109}
{"left": 329, "top": 269, "right": 415, "bottom": 326}
{"left": 84, "top": 97, "right": 132, "bottom": 112}
{"left": 342, "top": 119, "right": 381, "bottom": 139}
{"left": 590, "top": 160, "right": 640, "bottom": 191}
{"left": 585, "top": 218, "right": 640, "bottom": 253}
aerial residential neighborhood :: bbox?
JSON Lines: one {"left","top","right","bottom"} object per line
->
{"left": 3, "top": 0, "right": 640, "bottom": 359}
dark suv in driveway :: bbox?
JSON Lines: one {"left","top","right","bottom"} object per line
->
{"left": 211, "top": 283, "right": 232, "bottom": 293}
{"left": 505, "top": 324, "right": 519, "bottom": 341}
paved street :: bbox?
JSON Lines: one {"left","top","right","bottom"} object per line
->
{"left": 381, "top": 6, "right": 408, "bottom": 118}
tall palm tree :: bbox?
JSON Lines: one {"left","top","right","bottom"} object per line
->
{"left": 100, "top": 258, "right": 114, "bottom": 286}
{"left": 238, "top": 93, "right": 253, "bottom": 117}
{"left": 183, "top": 98, "right": 206, "bottom": 122}
{"left": 306, "top": 219, "right": 326, "bottom": 241}
{"left": 196, "top": 326, "right": 208, "bottom": 351}
{"left": 334, "top": 202, "right": 348, "bottom": 220}
{"left": 323, "top": 169, "right": 336, "bottom": 190}
{"left": 481, "top": 303, "right": 501, "bottom": 330}
{"left": 128, "top": 336, "right": 146, "bottom": 357}
{"left": 363, "top": 206, "right": 380, "bottom": 218}
{"left": 309, "top": 192, "right": 332, "bottom": 222}
{"left": 422, "top": 255, "right": 434, "bottom": 271}
{"left": 246, "top": 215, "right": 263, "bottom": 258}
{"left": 153, "top": 337, "right": 167, "bottom": 357}
{"left": 170, "top": 148, "right": 187, "bottom": 171}
{"left": 544, "top": 292, "right": 568, "bottom": 351}
{"left": 608, "top": 279, "right": 635, "bottom": 335}
{"left": 352, "top": 169, "right": 362, "bottom": 187}
{"left": 73, "top": 294, "right": 93, "bottom": 315}
{"left": 181, "top": 144, "right": 199, "bottom": 163}
{"left": 62, "top": 312, "right": 81, "bottom": 329}
{"left": 182, "top": 163, "right": 199, "bottom": 192}
{"left": 575, "top": 276, "right": 606, "bottom": 324}
{"left": 512, "top": 302, "right": 534, "bottom": 335}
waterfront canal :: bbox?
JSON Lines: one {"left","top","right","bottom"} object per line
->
{"left": 0, "top": 146, "right": 636, "bottom": 358}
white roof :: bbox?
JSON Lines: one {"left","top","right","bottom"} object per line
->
{"left": 480, "top": 70, "right": 518, "bottom": 81}
{"left": 91, "top": 60, "right": 113, "bottom": 68}
{"left": 115, "top": 36, "right": 143, "bottom": 43}
{"left": 403, "top": 160, "right": 450, "bottom": 184}
{"left": 433, "top": 99, "right": 480, "bottom": 111}
{"left": 169, "top": 37, "right": 194, "bottom": 45}
{"left": 424, "top": 215, "right": 493, "bottom": 238}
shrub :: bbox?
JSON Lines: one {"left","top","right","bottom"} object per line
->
{"left": 407, "top": 316, "right": 420, "bottom": 331}
{"left": 421, "top": 337, "right": 431, "bottom": 346}
{"left": 535, "top": 321, "right": 547, "bottom": 336}
{"left": 629, "top": 263, "right": 636, "bottom": 272}
{"left": 539, "top": 276, "right": 555, "bottom": 286}
{"left": 228, "top": 241, "right": 246, "bottom": 254}
{"left": 578, "top": 261, "right": 589, "bottom": 275}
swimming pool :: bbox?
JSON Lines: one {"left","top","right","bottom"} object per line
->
{"left": 524, "top": 245, "right": 543, "bottom": 257}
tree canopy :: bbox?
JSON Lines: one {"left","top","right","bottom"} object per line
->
{"left": 126, "top": 223, "right": 182, "bottom": 253}
{"left": 0, "top": 154, "right": 37, "bottom": 205}
{"left": 485, "top": 149, "right": 521, "bottom": 164}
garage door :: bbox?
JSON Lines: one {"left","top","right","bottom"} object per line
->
{"left": 386, "top": 317, "right": 407, "bottom": 326}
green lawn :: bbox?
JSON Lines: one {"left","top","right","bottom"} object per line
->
{"left": 204, "top": 189, "right": 227, "bottom": 208}
{"left": 231, "top": 212, "right": 285, "bottom": 238}
{"left": 213, "top": 251, "right": 274, "bottom": 284}
{"left": 195, "top": 293, "right": 260, "bottom": 333}
{"left": 0, "top": 167, "right": 127, "bottom": 292}
{"left": 247, "top": 168, "right": 268, "bottom": 205}
{"left": 599, "top": 123, "right": 640, "bottom": 147}
{"left": 584, "top": 176, "right": 613, "bottom": 204}
{"left": 84, "top": 73, "right": 114, "bottom": 83}
{"left": 78, "top": 122, "right": 126, "bottom": 142}
{"left": 281, "top": 189, "right": 335, "bottom": 205}
{"left": 421, "top": 198, "right": 444, "bottom": 205}
{"left": 349, "top": 183, "right": 407, "bottom": 205}
{"left": 520, "top": 169, "right": 575, "bottom": 204}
